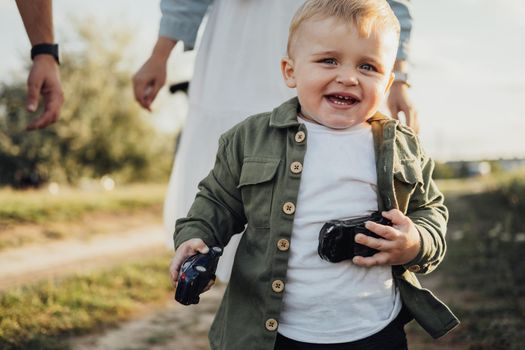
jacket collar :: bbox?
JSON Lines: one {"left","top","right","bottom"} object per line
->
{"left": 368, "top": 110, "right": 393, "bottom": 124}
{"left": 268, "top": 96, "right": 395, "bottom": 128}
{"left": 269, "top": 97, "right": 302, "bottom": 128}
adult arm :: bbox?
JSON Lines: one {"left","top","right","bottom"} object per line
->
{"left": 387, "top": 0, "right": 418, "bottom": 133}
{"left": 159, "top": 0, "right": 213, "bottom": 50}
{"left": 388, "top": 0, "right": 412, "bottom": 62}
{"left": 132, "top": 0, "right": 212, "bottom": 110}
{"left": 15, "top": 0, "right": 63, "bottom": 130}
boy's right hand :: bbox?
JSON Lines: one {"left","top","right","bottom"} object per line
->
{"left": 169, "top": 238, "right": 210, "bottom": 288}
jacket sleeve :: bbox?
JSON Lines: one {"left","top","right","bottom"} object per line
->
{"left": 159, "top": 0, "right": 213, "bottom": 50}
{"left": 404, "top": 149, "right": 448, "bottom": 275}
{"left": 387, "top": 0, "right": 413, "bottom": 61}
{"left": 174, "top": 135, "right": 247, "bottom": 250}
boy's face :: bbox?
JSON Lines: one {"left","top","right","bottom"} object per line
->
{"left": 281, "top": 17, "right": 397, "bottom": 129}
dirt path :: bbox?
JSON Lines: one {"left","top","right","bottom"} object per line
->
{"left": 70, "top": 285, "right": 226, "bottom": 350}
{"left": 0, "top": 200, "right": 472, "bottom": 349}
{"left": 66, "top": 277, "right": 469, "bottom": 350}
{"left": 0, "top": 223, "right": 469, "bottom": 349}
{"left": 0, "top": 224, "right": 167, "bottom": 290}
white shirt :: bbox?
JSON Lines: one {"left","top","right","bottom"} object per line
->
{"left": 278, "top": 117, "right": 402, "bottom": 343}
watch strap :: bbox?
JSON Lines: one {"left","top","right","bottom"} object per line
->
{"left": 31, "top": 43, "right": 60, "bottom": 64}
{"left": 393, "top": 71, "right": 410, "bottom": 87}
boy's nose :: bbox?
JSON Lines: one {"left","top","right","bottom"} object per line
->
{"left": 335, "top": 70, "right": 358, "bottom": 86}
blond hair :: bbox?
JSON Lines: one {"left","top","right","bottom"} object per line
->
{"left": 287, "top": 0, "right": 400, "bottom": 55}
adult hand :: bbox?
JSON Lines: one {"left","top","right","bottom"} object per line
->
{"left": 132, "top": 37, "right": 176, "bottom": 111}
{"left": 25, "top": 54, "right": 64, "bottom": 130}
{"left": 132, "top": 54, "right": 168, "bottom": 111}
{"left": 352, "top": 209, "right": 421, "bottom": 267}
{"left": 387, "top": 82, "right": 419, "bottom": 134}
{"left": 169, "top": 238, "right": 210, "bottom": 288}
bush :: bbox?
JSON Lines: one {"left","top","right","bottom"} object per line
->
{"left": 0, "top": 22, "right": 173, "bottom": 187}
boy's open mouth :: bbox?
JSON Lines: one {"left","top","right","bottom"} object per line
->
{"left": 325, "top": 94, "right": 359, "bottom": 106}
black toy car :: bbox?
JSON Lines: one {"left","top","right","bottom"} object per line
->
{"left": 318, "top": 211, "right": 391, "bottom": 263}
{"left": 175, "top": 246, "right": 223, "bottom": 305}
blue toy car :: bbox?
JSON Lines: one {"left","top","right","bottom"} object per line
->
{"left": 175, "top": 246, "right": 223, "bottom": 305}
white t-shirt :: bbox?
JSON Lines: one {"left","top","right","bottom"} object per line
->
{"left": 278, "top": 117, "right": 402, "bottom": 343}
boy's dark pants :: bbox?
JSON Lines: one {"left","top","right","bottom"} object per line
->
{"left": 274, "top": 308, "right": 410, "bottom": 350}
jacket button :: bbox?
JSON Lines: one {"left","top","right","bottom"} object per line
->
{"left": 272, "top": 280, "right": 285, "bottom": 293}
{"left": 282, "top": 202, "right": 296, "bottom": 215}
{"left": 408, "top": 264, "right": 421, "bottom": 273}
{"left": 277, "top": 239, "right": 290, "bottom": 251}
{"left": 290, "top": 161, "right": 303, "bottom": 174}
{"left": 265, "top": 318, "right": 278, "bottom": 331}
{"left": 295, "top": 131, "right": 306, "bottom": 143}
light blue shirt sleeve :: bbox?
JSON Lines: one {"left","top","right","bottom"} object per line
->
{"left": 387, "top": 0, "right": 413, "bottom": 61}
{"left": 159, "top": 0, "right": 213, "bottom": 50}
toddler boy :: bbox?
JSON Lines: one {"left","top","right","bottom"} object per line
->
{"left": 170, "top": 0, "right": 459, "bottom": 349}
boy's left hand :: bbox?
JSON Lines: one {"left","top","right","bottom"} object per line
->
{"left": 352, "top": 209, "right": 420, "bottom": 267}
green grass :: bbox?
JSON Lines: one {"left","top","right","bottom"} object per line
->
{"left": 436, "top": 168, "right": 525, "bottom": 195}
{"left": 0, "top": 253, "right": 172, "bottom": 350}
{"left": 435, "top": 172, "right": 525, "bottom": 350}
{"left": 0, "top": 183, "right": 166, "bottom": 226}
{"left": 2, "top": 174, "right": 524, "bottom": 349}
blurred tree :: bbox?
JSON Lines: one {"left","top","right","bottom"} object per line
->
{"left": 0, "top": 22, "right": 173, "bottom": 187}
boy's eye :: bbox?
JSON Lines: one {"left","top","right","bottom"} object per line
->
{"left": 320, "top": 58, "right": 337, "bottom": 65}
{"left": 360, "top": 63, "right": 376, "bottom": 72}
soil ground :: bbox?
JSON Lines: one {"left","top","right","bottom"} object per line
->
{"left": 0, "top": 212, "right": 471, "bottom": 350}
{"left": 0, "top": 223, "right": 166, "bottom": 291}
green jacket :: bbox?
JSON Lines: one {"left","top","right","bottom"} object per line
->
{"left": 175, "top": 98, "right": 459, "bottom": 349}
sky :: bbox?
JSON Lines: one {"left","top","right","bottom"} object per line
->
{"left": 1, "top": 0, "right": 525, "bottom": 162}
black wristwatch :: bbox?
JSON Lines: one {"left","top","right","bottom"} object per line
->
{"left": 31, "top": 43, "right": 60, "bottom": 64}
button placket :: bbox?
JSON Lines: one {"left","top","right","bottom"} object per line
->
{"left": 282, "top": 202, "right": 295, "bottom": 215}
{"left": 272, "top": 280, "right": 285, "bottom": 293}
{"left": 295, "top": 131, "right": 306, "bottom": 143}
{"left": 277, "top": 239, "right": 290, "bottom": 251}
{"left": 290, "top": 161, "right": 303, "bottom": 174}
{"left": 265, "top": 318, "right": 278, "bottom": 331}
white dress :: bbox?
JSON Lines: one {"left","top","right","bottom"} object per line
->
{"left": 163, "top": 0, "right": 304, "bottom": 280}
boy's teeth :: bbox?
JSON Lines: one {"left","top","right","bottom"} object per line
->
{"left": 328, "top": 94, "right": 356, "bottom": 105}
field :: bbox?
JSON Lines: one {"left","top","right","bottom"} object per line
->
{"left": 0, "top": 175, "right": 524, "bottom": 349}
{"left": 0, "top": 183, "right": 165, "bottom": 251}
{"left": 430, "top": 175, "right": 525, "bottom": 349}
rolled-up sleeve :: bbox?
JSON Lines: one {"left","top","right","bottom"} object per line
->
{"left": 387, "top": 0, "right": 413, "bottom": 61}
{"left": 159, "top": 0, "right": 213, "bottom": 50}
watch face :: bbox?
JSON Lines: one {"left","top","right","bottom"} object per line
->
{"left": 394, "top": 72, "right": 408, "bottom": 82}
{"left": 393, "top": 71, "right": 410, "bottom": 87}
{"left": 31, "top": 43, "right": 60, "bottom": 64}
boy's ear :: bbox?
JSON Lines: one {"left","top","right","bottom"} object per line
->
{"left": 384, "top": 71, "right": 395, "bottom": 93}
{"left": 281, "top": 57, "right": 297, "bottom": 88}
